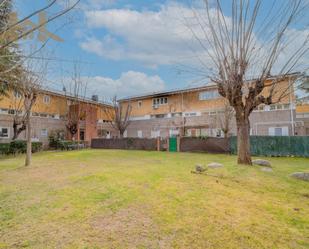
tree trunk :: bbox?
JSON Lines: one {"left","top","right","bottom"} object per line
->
{"left": 236, "top": 115, "right": 252, "bottom": 165}
{"left": 25, "top": 113, "right": 31, "bottom": 166}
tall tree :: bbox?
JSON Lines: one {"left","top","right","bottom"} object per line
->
{"left": 65, "top": 64, "right": 88, "bottom": 141}
{"left": 104, "top": 97, "right": 132, "bottom": 138}
{"left": 188, "top": 0, "right": 309, "bottom": 164}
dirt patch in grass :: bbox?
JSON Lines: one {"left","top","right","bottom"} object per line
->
{"left": 90, "top": 205, "right": 171, "bottom": 249}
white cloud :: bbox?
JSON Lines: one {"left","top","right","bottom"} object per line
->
{"left": 81, "top": 3, "right": 202, "bottom": 67}
{"left": 80, "top": 1, "right": 309, "bottom": 75}
{"left": 80, "top": 71, "right": 166, "bottom": 100}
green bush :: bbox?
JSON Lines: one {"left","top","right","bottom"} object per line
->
{"left": 48, "top": 129, "right": 65, "bottom": 149}
{"left": 57, "top": 140, "right": 83, "bottom": 150}
{"left": 0, "top": 143, "right": 10, "bottom": 155}
{"left": 0, "top": 141, "right": 43, "bottom": 155}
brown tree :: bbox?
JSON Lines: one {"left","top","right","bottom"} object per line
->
{"left": 218, "top": 101, "right": 235, "bottom": 138}
{"left": 64, "top": 64, "right": 88, "bottom": 141}
{"left": 104, "top": 97, "right": 132, "bottom": 138}
{"left": 188, "top": 0, "right": 309, "bottom": 164}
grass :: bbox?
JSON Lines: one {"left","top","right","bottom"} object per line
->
{"left": 0, "top": 149, "right": 308, "bottom": 249}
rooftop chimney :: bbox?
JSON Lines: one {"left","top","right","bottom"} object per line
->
{"left": 91, "top": 95, "right": 98, "bottom": 101}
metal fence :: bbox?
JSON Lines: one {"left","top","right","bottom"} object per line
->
{"left": 230, "top": 136, "right": 309, "bottom": 157}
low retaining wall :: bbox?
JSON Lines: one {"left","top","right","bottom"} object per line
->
{"left": 91, "top": 137, "right": 230, "bottom": 153}
{"left": 180, "top": 137, "right": 230, "bottom": 153}
{"left": 91, "top": 138, "right": 158, "bottom": 151}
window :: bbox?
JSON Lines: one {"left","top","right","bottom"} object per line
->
{"left": 32, "top": 112, "right": 40, "bottom": 117}
{"left": 171, "top": 112, "right": 182, "bottom": 117}
{"left": 137, "top": 130, "right": 143, "bottom": 138}
{"left": 152, "top": 97, "right": 168, "bottom": 107}
{"left": 283, "top": 103, "right": 290, "bottom": 109}
{"left": 269, "top": 127, "right": 289, "bottom": 136}
{"left": 43, "top": 95, "right": 50, "bottom": 104}
{"left": 41, "top": 129, "right": 48, "bottom": 137}
{"left": 13, "top": 91, "right": 22, "bottom": 99}
{"left": 0, "top": 127, "right": 9, "bottom": 138}
{"left": 151, "top": 130, "right": 160, "bottom": 138}
{"left": 258, "top": 105, "right": 264, "bottom": 111}
{"left": 199, "top": 90, "right": 219, "bottom": 100}
{"left": 151, "top": 114, "right": 167, "bottom": 119}
{"left": 270, "top": 105, "right": 276, "bottom": 110}
{"left": 39, "top": 113, "right": 48, "bottom": 118}
{"left": 138, "top": 101, "right": 142, "bottom": 108}
{"left": 123, "top": 130, "right": 128, "bottom": 138}
{"left": 184, "top": 112, "right": 197, "bottom": 117}
{"left": 8, "top": 109, "right": 15, "bottom": 115}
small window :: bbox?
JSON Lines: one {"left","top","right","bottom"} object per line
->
{"left": 283, "top": 104, "right": 290, "bottom": 109}
{"left": 199, "top": 90, "right": 219, "bottom": 100}
{"left": 41, "top": 129, "right": 48, "bottom": 137}
{"left": 138, "top": 101, "right": 142, "bottom": 108}
{"left": 258, "top": 105, "right": 264, "bottom": 111}
{"left": 137, "top": 130, "right": 143, "bottom": 138}
{"left": 153, "top": 97, "right": 168, "bottom": 107}
{"left": 43, "top": 95, "right": 50, "bottom": 104}
{"left": 8, "top": 109, "right": 15, "bottom": 115}
{"left": 270, "top": 105, "right": 276, "bottom": 110}
{"left": 0, "top": 127, "right": 9, "bottom": 138}
{"left": 40, "top": 113, "right": 48, "bottom": 118}
{"left": 13, "top": 91, "right": 22, "bottom": 99}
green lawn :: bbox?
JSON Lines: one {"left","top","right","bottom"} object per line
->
{"left": 0, "top": 150, "right": 308, "bottom": 249}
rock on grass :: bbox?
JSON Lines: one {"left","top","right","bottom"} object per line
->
{"left": 208, "top": 162, "right": 223, "bottom": 169}
{"left": 252, "top": 159, "right": 271, "bottom": 167}
{"left": 290, "top": 172, "right": 309, "bottom": 182}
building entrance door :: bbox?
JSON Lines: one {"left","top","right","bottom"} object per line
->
{"left": 80, "top": 129, "right": 85, "bottom": 141}
{"left": 169, "top": 137, "right": 177, "bottom": 152}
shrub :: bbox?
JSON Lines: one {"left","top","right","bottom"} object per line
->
{"left": 0, "top": 141, "right": 43, "bottom": 155}
{"left": 48, "top": 129, "right": 65, "bottom": 149}
{"left": 0, "top": 143, "right": 10, "bottom": 155}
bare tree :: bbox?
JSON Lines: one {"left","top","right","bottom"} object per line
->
{"left": 188, "top": 0, "right": 309, "bottom": 164}
{"left": 104, "top": 97, "right": 132, "bottom": 138}
{"left": 64, "top": 64, "right": 88, "bottom": 140}
{"left": 0, "top": 0, "right": 80, "bottom": 96}
{"left": 0, "top": 0, "right": 80, "bottom": 50}
{"left": 218, "top": 101, "right": 235, "bottom": 138}
{"left": 18, "top": 63, "right": 44, "bottom": 166}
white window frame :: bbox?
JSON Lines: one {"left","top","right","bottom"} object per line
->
{"left": 123, "top": 130, "right": 128, "bottom": 138}
{"left": 152, "top": 97, "right": 168, "bottom": 107}
{"left": 43, "top": 95, "right": 51, "bottom": 104}
{"left": 41, "top": 129, "right": 48, "bottom": 137}
{"left": 13, "top": 91, "right": 22, "bottom": 99}
{"left": 137, "top": 130, "right": 143, "bottom": 138}
{"left": 199, "top": 90, "right": 220, "bottom": 100}
{"left": 268, "top": 126, "right": 289, "bottom": 136}
{"left": 0, "top": 127, "right": 10, "bottom": 139}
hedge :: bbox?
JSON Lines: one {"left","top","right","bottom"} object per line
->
{"left": 0, "top": 140, "right": 43, "bottom": 155}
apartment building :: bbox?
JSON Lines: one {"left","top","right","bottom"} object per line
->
{"left": 119, "top": 75, "right": 309, "bottom": 138}
{"left": 0, "top": 89, "right": 115, "bottom": 147}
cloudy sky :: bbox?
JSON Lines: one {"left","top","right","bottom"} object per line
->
{"left": 16, "top": 0, "right": 309, "bottom": 101}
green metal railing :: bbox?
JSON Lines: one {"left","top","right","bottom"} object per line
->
{"left": 230, "top": 136, "right": 309, "bottom": 157}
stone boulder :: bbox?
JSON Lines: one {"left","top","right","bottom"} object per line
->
{"left": 290, "top": 172, "right": 309, "bottom": 182}
{"left": 252, "top": 159, "right": 271, "bottom": 167}
{"left": 261, "top": 167, "right": 273, "bottom": 172}
{"left": 195, "top": 164, "right": 206, "bottom": 173}
{"left": 208, "top": 162, "right": 223, "bottom": 169}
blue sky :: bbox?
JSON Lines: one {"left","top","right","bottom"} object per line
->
{"left": 16, "top": 0, "right": 309, "bottom": 100}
